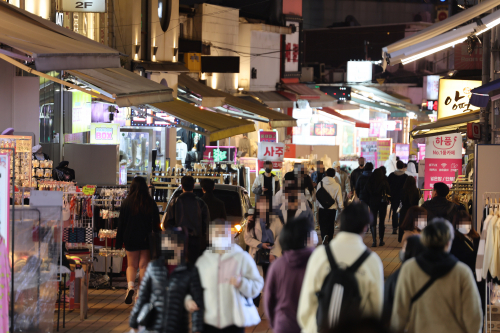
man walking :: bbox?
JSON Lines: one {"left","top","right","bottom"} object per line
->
{"left": 201, "top": 179, "right": 226, "bottom": 220}
{"left": 332, "top": 161, "right": 351, "bottom": 226}
{"left": 311, "top": 160, "right": 325, "bottom": 187}
{"left": 298, "top": 203, "right": 384, "bottom": 333}
{"left": 252, "top": 160, "right": 280, "bottom": 203}
{"left": 387, "top": 160, "right": 408, "bottom": 235}
{"left": 316, "top": 168, "right": 343, "bottom": 244}
{"left": 421, "top": 182, "right": 459, "bottom": 223}
{"left": 350, "top": 157, "right": 365, "bottom": 199}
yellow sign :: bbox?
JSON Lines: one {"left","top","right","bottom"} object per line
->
{"left": 82, "top": 185, "right": 96, "bottom": 195}
{"left": 184, "top": 53, "right": 201, "bottom": 72}
{"left": 437, "top": 79, "right": 481, "bottom": 119}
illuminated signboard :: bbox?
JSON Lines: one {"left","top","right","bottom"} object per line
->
{"left": 90, "top": 123, "right": 120, "bottom": 144}
{"left": 313, "top": 123, "right": 337, "bottom": 136}
{"left": 437, "top": 79, "right": 481, "bottom": 119}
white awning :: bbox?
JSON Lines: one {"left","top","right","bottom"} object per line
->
{"left": 350, "top": 85, "right": 419, "bottom": 113}
{"left": 384, "top": 0, "right": 499, "bottom": 55}
{"left": 0, "top": 1, "right": 120, "bottom": 71}
{"left": 385, "top": 9, "right": 500, "bottom": 67}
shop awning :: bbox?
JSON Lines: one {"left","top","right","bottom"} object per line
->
{"left": 0, "top": 1, "right": 120, "bottom": 71}
{"left": 248, "top": 91, "right": 295, "bottom": 109}
{"left": 223, "top": 95, "right": 297, "bottom": 128}
{"left": 67, "top": 68, "right": 173, "bottom": 107}
{"left": 410, "top": 111, "right": 480, "bottom": 139}
{"left": 281, "top": 78, "right": 322, "bottom": 99}
{"left": 470, "top": 78, "right": 500, "bottom": 107}
{"left": 350, "top": 85, "right": 419, "bottom": 113}
{"left": 383, "top": 3, "right": 500, "bottom": 67}
{"left": 132, "top": 60, "right": 189, "bottom": 72}
{"left": 308, "top": 93, "right": 337, "bottom": 107}
{"left": 383, "top": 0, "right": 499, "bottom": 55}
{"left": 149, "top": 100, "right": 256, "bottom": 142}
{"left": 322, "top": 107, "right": 370, "bottom": 128}
{"left": 351, "top": 96, "right": 407, "bottom": 116}
{"left": 178, "top": 74, "right": 225, "bottom": 107}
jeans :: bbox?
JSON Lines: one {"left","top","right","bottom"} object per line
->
{"left": 369, "top": 203, "right": 387, "bottom": 239}
{"left": 319, "top": 208, "right": 337, "bottom": 241}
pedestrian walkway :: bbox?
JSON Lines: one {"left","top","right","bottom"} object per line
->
{"left": 53, "top": 225, "right": 402, "bottom": 333}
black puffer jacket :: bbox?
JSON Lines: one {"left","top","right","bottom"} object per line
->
{"left": 130, "top": 259, "right": 204, "bottom": 333}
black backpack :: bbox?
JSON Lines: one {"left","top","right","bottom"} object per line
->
{"left": 316, "top": 180, "right": 336, "bottom": 208}
{"left": 316, "top": 245, "right": 371, "bottom": 332}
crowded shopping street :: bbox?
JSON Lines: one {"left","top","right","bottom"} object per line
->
{"left": 2, "top": 0, "right": 500, "bottom": 333}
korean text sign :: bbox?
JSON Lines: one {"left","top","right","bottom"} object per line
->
{"left": 257, "top": 142, "right": 286, "bottom": 162}
{"left": 437, "top": 79, "right": 481, "bottom": 119}
{"left": 360, "top": 138, "right": 377, "bottom": 166}
{"left": 259, "top": 131, "right": 277, "bottom": 143}
{"left": 424, "top": 133, "right": 462, "bottom": 199}
{"left": 377, "top": 139, "right": 392, "bottom": 168}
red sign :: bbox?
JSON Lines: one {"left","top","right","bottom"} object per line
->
{"left": 313, "top": 123, "right": 337, "bottom": 136}
{"left": 257, "top": 160, "right": 283, "bottom": 170}
{"left": 467, "top": 122, "right": 481, "bottom": 140}
{"left": 424, "top": 134, "right": 462, "bottom": 200}
{"left": 259, "top": 131, "right": 277, "bottom": 143}
{"left": 454, "top": 43, "right": 482, "bottom": 70}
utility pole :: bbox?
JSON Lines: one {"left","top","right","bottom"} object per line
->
{"left": 480, "top": 29, "right": 491, "bottom": 144}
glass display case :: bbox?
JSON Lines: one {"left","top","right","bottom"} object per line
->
{"left": 119, "top": 129, "right": 153, "bottom": 181}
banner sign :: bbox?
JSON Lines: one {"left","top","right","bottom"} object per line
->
{"left": 377, "top": 139, "right": 392, "bottom": 168}
{"left": 257, "top": 142, "right": 285, "bottom": 162}
{"left": 259, "top": 130, "right": 277, "bottom": 143}
{"left": 90, "top": 123, "right": 120, "bottom": 144}
{"left": 360, "top": 137, "right": 377, "bottom": 166}
{"left": 424, "top": 133, "right": 462, "bottom": 199}
{"left": 313, "top": 123, "right": 337, "bottom": 136}
{"left": 0, "top": 153, "right": 9, "bottom": 250}
{"left": 396, "top": 143, "right": 410, "bottom": 163}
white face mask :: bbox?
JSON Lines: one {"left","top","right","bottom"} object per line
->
{"left": 211, "top": 236, "right": 232, "bottom": 250}
{"left": 458, "top": 225, "right": 471, "bottom": 235}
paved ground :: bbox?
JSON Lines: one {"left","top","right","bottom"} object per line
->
{"left": 53, "top": 223, "right": 402, "bottom": 333}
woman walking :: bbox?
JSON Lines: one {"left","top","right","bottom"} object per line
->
{"left": 398, "top": 176, "right": 421, "bottom": 242}
{"left": 364, "top": 168, "right": 390, "bottom": 247}
{"left": 116, "top": 176, "right": 161, "bottom": 304}
{"left": 399, "top": 206, "right": 427, "bottom": 249}
{"left": 264, "top": 217, "right": 315, "bottom": 333}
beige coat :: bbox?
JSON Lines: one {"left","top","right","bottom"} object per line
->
{"left": 391, "top": 258, "right": 482, "bottom": 333}
{"left": 243, "top": 215, "right": 282, "bottom": 260}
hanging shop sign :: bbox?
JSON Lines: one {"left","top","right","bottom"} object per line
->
{"left": 377, "top": 139, "right": 392, "bottom": 168}
{"left": 0, "top": 153, "right": 9, "bottom": 250}
{"left": 395, "top": 143, "right": 410, "bottom": 163}
{"left": 259, "top": 130, "right": 277, "bottom": 143}
{"left": 454, "top": 43, "right": 482, "bottom": 70}
{"left": 257, "top": 142, "right": 285, "bottom": 162}
{"left": 424, "top": 133, "right": 462, "bottom": 199}
{"left": 347, "top": 61, "right": 373, "bottom": 83}
{"left": 360, "top": 137, "right": 377, "bottom": 166}
{"left": 467, "top": 122, "right": 481, "bottom": 140}
{"left": 313, "top": 123, "right": 337, "bottom": 136}
{"left": 90, "top": 123, "right": 120, "bottom": 145}
{"left": 203, "top": 146, "right": 237, "bottom": 162}
{"left": 437, "top": 79, "right": 481, "bottom": 119}
{"left": 426, "top": 75, "right": 440, "bottom": 100}
{"left": 284, "top": 20, "right": 300, "bottom": 73}
{"left": 62, "top": 0, "right": 106, "bottom": 12}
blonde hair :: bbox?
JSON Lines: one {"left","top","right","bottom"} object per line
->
{"left": 421, "top": 219, "right": 454, "bottom": 250}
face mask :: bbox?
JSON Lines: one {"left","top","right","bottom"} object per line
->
{"left": 212, "top": 236, "right": 232, "bottom": 250}
{"left": 161, "top": 249, "right": 175, "bottom": 260}
{"left": 417, "top": 221, "right": 426, "bottom": 230}
{"left": 265, "top": 168, "right": 272, "bottom": 173}
{"left": 458, "top": 225, "right": 471, "bottom": 235}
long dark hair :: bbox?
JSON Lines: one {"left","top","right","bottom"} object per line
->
{"left": 367, "top": 168, "right": 388, "bottom": 195}
{"left": 304, "top": 174, "right": 314, "bottom": 195}
{"left": 127, "top": 176, "right": 154, "bottom": 215}
{"left": 247, "top": 196, "right": 271, "bottom": 232}
{"left": 452, "top": 210, "right": 480, "bottom": 240}
{"left": 400, "top": 206, "right": 427, "bottom": 231}
{"left": 402, "top": 176, "right": 420, "bottom": 204}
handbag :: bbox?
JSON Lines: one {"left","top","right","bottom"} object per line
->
{"left": 252, "top": 228, "right": 270, "bottom": 265}
{"left": 137, "top": 302, "right": 155, "bottom": 327}
{"left": 316, "top": 180, "right": 336, "bottom": 208}
{"left": 252, "top": 185, "right": 262, "bottom": 195}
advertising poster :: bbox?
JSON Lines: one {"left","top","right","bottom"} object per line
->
{"left": 0, "top": 153, "right": 9, "bottom": 250}
{"left": 377, "top": 139, "right": 392, "bottom": 168}
{"left": 424, "top": 133, "right": 462, "bottom": 200}
{"left": 360, "top": 137, "right": 377, "bottom": 166}
{"left": 72, "top": 91, "right": 92, "bottom": 133}
{"left": 395, "top": 143, "right": 410, "bottom": 163}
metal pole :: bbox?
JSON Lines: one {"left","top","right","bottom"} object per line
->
{"left": 60, "top": 70, "right": 64, "bottom": 162}
{"left": 480, "top": 30, "right": 491, "bottom": 144}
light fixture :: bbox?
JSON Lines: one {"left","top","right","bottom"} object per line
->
{"left": 135, "top": 44, "right": 141, "bottom": 55}
{"left": 401, "top": 38, "right": 466, "bottom": 65}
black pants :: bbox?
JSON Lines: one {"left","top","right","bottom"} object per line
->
{"left": 187, "top": 235, "right": 203, "bottom": 264}
{"left": 319, "top": 208, "right": 337, "bottom": 241}
{"left": 390, "top": 202, "right": 399, "bottom": 229}
{"left": 369, "top": 203, "right": 387, "bottom": 239}
{"left": 204, "top": 324, "right": 244, "bottom": 333}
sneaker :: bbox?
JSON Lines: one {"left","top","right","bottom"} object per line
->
{"left": 125, "top": 288, "right": 135, "bottom": 305}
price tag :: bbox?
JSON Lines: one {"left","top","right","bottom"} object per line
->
{"left": 82, "top": 185, "right": 96, "bottom": 195}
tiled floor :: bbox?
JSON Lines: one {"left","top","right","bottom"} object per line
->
{"left": 53, "top": 223, "right": 402, "bottom": 333}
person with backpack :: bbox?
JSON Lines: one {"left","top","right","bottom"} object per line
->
{"left": 390, "top": 219, "right": 482, "bottom": 333}
{"left": 316, "top": 168, "right": 344, "bottom": 244}
{"left": 297, "top": 202, "right": 384, "bottom": 333}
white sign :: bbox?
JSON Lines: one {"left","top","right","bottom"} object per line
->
{"left": 62, "top": 0, "right": 106, "bottom": 13}
{"left": 426, "top": 75, "right": 440, "bottom": 100}
{"left": 284, "top": 21, "right": 300, "bottom": 73}
{"left": 347, "top": 61, "right": 372, "bottom": 83}
{"left": 425, "top": 133, "right": 462, "bottom": 160}
{"left": 257, "top": 142, "right": 286, "bottom": 162}
{"left": 30, "top": 190, "right": 63, "bottom": 207}
{"left": 0, "top": 153, "right": 9, "bottom": 249}
{"left": 55, "top": 12, "right": 64, "bottom": 27}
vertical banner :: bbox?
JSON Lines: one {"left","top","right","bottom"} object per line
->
{"left": 0, "top": 153, "right": 9, "bottom": 250}
{"left": 360, "top": 138, "right": 377, "bottom": 166}
{"left": 377, "top": 139, "right": 392, "bottom": 168}
{"left": 424, "top": 133, "right": 462, "bottom": 199}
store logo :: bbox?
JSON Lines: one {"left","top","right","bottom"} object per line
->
{"left": 95, "top": 127, "right": 113, "bottom": 140}
{"left": 55, "top": 12, "right": 64, "bottom": 26}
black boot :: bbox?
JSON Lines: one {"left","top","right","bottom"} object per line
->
{"left": 370, "top": 227, "right": 377, "bottom": 247}
{"left": 392, "top": 228, "right": 397, "bottom": 235}
{"left": 380, "top": 225, "right": 386, "bottom": 246}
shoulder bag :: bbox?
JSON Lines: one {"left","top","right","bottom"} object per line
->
{"left": 316, "top": 180, "right": 336, "bottom": 208}
{"left": 252, "top": 224, "right": 271, "bottom": 265}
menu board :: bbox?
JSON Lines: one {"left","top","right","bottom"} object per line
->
{"left": 0, "top": 135, "right": 33, "bottom": 188}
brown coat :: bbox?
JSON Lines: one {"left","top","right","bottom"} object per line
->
{"left": 391, "top": 258, "right": 482, "bottom": 333}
